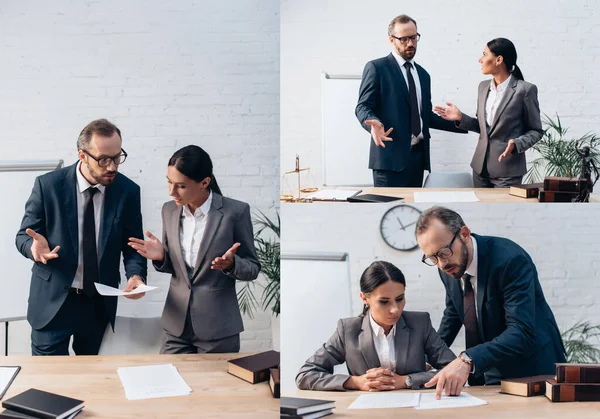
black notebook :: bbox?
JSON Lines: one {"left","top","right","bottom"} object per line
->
{"left": 1, "top": 389, "right": 84, "bottom": 419}
{"left": 347, "top": 194, "right": 403, "bottom": 203}
{"left": 280, "top": 397, "right": 335, "bottom": 416}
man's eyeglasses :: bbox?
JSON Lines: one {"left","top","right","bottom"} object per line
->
{"left": 421, "top": 229, "right": 460, "bottom": 266}
{"left": 391, "top": 33, "right": 421, "bottom": 45}
{"left": 83, "top": 149, "right": 128, "bottom": 167}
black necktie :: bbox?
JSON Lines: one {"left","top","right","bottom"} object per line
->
{"left": 403, "top": 61, "right": 421, "bottom": 138}
{"left": 463, "top": 273, "right": 481, "bottom": 349}
{"left": 82, "top": 187, "right": 99, "bottom": 297}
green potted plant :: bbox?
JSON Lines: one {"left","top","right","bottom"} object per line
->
{"left": 524, "top": 114, "right": 600, "bottom": 184}
{"left": 561, "top": 320, "right": 600, "bottom": 363}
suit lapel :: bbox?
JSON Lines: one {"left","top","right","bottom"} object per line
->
{"left": 386, "top": 53, "right": 410, "bottom": 104}
{"left": 478, "top": 82, "right": 491, "bottom": 134}
{"left": 169, "top": 204, "right": 187, "bottom": 277}
{"left": 358, "top": 314, "right": 381, "bottom": 369}
{"left": 393, "top": 315, "right": 410, "bottom": 374}
{"left": 472, "top": 233, "right": 489, "bottom": 341}
{"left": 99, "top": 181, "right": 119, "bottom": 262}
{"left": 62, "top": 164, "right": 79, "bottom": 257}
{"left": 489, "top": 77, "right": 517, "bottom": 133}
{"left": 191, "top": 193, "right": 224, "bottom": 280}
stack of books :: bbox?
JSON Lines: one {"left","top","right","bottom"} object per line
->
{"left": 0, "top": 388, "right": 84, "bottom": 418}
{"left": 545, "top": 363, "right": 600, "bottom": 402}
{"left": 280, "top": 397, "right": 335, "bottom": 419}
{"left": 509, "top": 177, "right": 588, "bottom": 202}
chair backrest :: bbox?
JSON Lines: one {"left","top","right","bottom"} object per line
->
{"left": 99, "top": 316, "right": 164, "bottom": 355}
{"left": 423, "top": 171, "right": 473, "bottom": 188}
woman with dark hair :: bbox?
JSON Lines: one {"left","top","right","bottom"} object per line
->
{"left": 296, "top": 261, "right": 455, "bottom": 391}
{"left": 128, "top": 145, "right": 260, "bottom": 353}
{"left": 434, "top": 38, "right": 543, "bottom": 187}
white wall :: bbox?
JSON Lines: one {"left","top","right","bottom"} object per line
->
{"left": 0, "top": 0, "right": 279, "bottom": 355}
{"left": 281, "top": 0, "right": 600, "bottom": 184}
{"left": 282, "top": 202, "right": 600, "bottom": 355}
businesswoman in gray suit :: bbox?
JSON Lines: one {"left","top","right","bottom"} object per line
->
{"left": 434, "top": 38, "right": 543, "bottom": 187}
{"left": 296, "top": 261, "right": 455, "bottom": 391}
{"left": 128, "top": 145, "right": 260, "bottom": 354}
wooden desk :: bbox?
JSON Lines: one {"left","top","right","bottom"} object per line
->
{"left": 290, "top": 187, "right": 599, "bottom": 203}
{"left": 283, "top": 387, "right": 600, "bottom": 418}
{"left": 1, "top": 354, "right": 278, "bottom": 418}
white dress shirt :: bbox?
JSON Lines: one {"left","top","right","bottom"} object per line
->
{"left": 485, "top": 75, "right": 512, "bottom": 126}
{"left": 392, "top": 50, "right": 424, "bottom": 139}
{"left": 180, "top": 191, "right": 213, "bottom": 269}
{"left": 369, "top": 312, "right": 397, "bottom": 371}
{"left": 72, "top": 161, "right": 105, "bottom": 289}
{"left": 461, "top": 235, "right": 479, "bottom": 319}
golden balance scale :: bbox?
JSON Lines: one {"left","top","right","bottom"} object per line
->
{"left": 280, "top": 155, "right": 318, "bottom": 202}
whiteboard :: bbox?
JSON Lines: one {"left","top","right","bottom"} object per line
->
{"left": 0, "top": 161, "right": 63, "bottom": 321}
{"left": 322, "top": 73, "right": 373, "bottom": 186}
{"left": 280, "top": 252, "right": 353, "bottom": 391}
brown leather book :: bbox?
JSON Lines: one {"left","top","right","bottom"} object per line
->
{"left": 538, "top": 190, "right": 579, "bottom": 202}
{"left": 543, "top": 177, "right": 587, "bottom": 192}
{"left": 269, "top": 367, "right": 280, "bottom": 398}
{"left": 500, "top": 375, "right": 554, "bottom": 397}
{"left": 556, "top": 363, "right": 600, "bottom": 383}
{"left": 509, "top": 183, "right": 544, "bottom": 198}
{"left": 545, "top": 379, "right": 600, "bottom": 402}
{"left": 227, "top": 350, "right": 280, "bottom": 384}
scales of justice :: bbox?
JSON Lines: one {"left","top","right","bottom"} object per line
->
{"left": 280, "top": 155, "right": 318, "bottom": 202}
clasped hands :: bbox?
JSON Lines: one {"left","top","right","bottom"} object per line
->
{"left": 344, "top": 367, "right": 406, "bottom": 392}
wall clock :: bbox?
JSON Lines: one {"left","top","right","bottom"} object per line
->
{"left": 380, "top": 204, "right": 422, "bottom": 251}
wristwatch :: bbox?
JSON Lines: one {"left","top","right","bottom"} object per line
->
{"left": 459, "top": 351, "right": 474, "bottom": 372}
{"left": 405, "top": 375, "right": 413, "bottom": 389}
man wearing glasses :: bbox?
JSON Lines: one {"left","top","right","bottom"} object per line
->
{"left": 414, "top": 206, "right": 565, "bottom": 399}
{"left": 356, "top": 14, "right": 466, "bottom": 187}
{"left": 16, "top": 119, "right": 147, "bottom": 355}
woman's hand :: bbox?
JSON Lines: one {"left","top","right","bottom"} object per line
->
{"left": 498, "top": 139, "right": 516, "bottom": 162}
{"left": 344, "top": 368, "right": 398, "bottom": 391}
{"left": 128, "top": 230, "right": 165, "bottom": 261}
{"left": 434, "top": 102, "right": 463, "bottom": 121}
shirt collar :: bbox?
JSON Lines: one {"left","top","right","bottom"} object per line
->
{"left": 76, "top": 161, "right": 106, "bottom": 195}
{"left": 490, "top": 74, "right": 512, "bottom": 93}
{"left": 182, "top": 191, "right": 213, "bottom": 218}
{"left": 465, "top": 235, "right": 478, "bottom": 278}
{"left": 392, "top": 50, "right": 416, "bottom": 70}
{"left": 369, "top": 311, "right": 396, "bottom": 338}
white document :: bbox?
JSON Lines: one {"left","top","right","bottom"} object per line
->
{"left": 117, "top": 364, "right": 192, "bottom": 400}
{"left": 95, "top": 283, "right": 157, "bottom": 296}
{"left": 348, "top": 392, "right": 421, "bottom": 409}
{"left": 0, "top": 366, "right": 20, "bottom": 398}
{"left": 414, "top": 392, "right": 487, "bottom": 410}
{"left": 303, "top": 189, "right": 362, "bottom": 201}
{"left": 413, "top": 191, "right": 480, "bottom": 203}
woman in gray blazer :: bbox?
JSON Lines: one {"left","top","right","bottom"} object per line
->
{"left": 296, "top": 261, "right": 455, "bottom": 391}
{"left": 128, "top": 145, "right": 260, "bottom": 354}
{"left": 434, "top": 38, "right": 543, "bottom": 187}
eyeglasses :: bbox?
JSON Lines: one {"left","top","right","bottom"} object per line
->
{"left": 421, "top": 229, "right": 460, "bottom": 266}
{"left": 391, "top": 33, "right": 421, "bottom": 45}
{"left": 83, "top": 149, "right": 128, "bottom": 167}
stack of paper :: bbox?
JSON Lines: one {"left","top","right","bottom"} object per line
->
{"left": 348, "top": 393, "right": 420, "bottom": 409}
{"left": 117, "top": 364, "right": 192, "bottom": 400}
{"left": 413, "top": 191, "right": 480, "bottom": 203}
{"left": 414, "top": 392, "right": 487, "bottom": 409}
{"left": 95, "top": 283, "right": 158, "bottom": 296}
{"left": 303, "top": 189, "right": 361, "bottom": 201}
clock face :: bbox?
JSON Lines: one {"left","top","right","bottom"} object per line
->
{"left": 380, "top": 205, "right": 422, "bottom": 251}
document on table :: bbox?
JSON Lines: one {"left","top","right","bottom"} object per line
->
{"left": 0, "top": 366, "right": 20, "bottom": 399}
{"left": 95, "top": 283, "right": 158, "bottom": 296}
{"left": 303, "top": 189, "right": 362, "bottom": 201}
{"left": 348, "top": 392, "right": 421, "bottom": 409}
{"left": 117, "top": 364, "right": 192, "bottom": 400}
{"left": 413, "top": 191, "right": 480, "bottom": 203}
{"left": 414, "top": 392, "right": 487, "bottom": 410}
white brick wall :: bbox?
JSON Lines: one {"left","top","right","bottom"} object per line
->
{"left": 282, "top": 203, "right": 600, "bottom": 355}
{"left": 0, "top": 0, "right": 279, "bottom": 355}
{"left": 281, "top": 0, "right": 600, "bottom": 184}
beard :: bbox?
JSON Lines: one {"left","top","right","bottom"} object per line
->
{"left": 399, "top": 46, "right": 416, "bottom": 61}
{"left": 444, "top": 238, "right": 469, "bottom": 280}
{"left": 87, "top": 163, "right": 117, "bottom": 186}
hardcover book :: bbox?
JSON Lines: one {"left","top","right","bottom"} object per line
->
{"left": 500, "top": 375, "right": 554, "bottom": 397}
{"left": 556, "top": 363, "right": 600, "bottom": 383}
{"left": 545, "top": 379, "right": 600, "bottom": 402}
{"left": 227, "top": 350, "right": 280, "bottom": 384}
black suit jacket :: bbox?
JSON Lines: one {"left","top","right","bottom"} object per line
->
{"left": 356, "top": 53, "right": 466, "bottom": 172}
{"left": 15, "top": 162, "right": 147, "bottom": 330}
{"left": 437, "top": 233, "right": 565, "bottom": 379}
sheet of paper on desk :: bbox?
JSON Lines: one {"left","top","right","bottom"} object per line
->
{"left": 95, "top": 283, "right": 158, "bottom": 296}
{"left": 348, "top": 392, "right": 420, "bottom": 409}
{"left": 414, "top": 392, "right": 487, "bottom": 410}
{"left": 413, "top": 191, "right": 480, "bottom": 203}
{"left": 303, "top": 189, "right": 361, "bottom": 201}
{"left": 117, "top": 364, "right": 192, "bottom": 400}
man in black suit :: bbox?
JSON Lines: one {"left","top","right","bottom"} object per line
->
{"left": 356, "top": 14, "right": 466, "bottom": 187}
{"left": 16, "top": 119, "right": 148, "bottom": 356}
{"left": 414, "top": 206, "right": 565, "bottom": 398}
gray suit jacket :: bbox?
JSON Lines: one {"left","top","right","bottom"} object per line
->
{"left": 458, "top": 78, "right": 543, "bottom": 178}
{"left": 153, "top": 193, "right": 260, "bottom": 340}
{"left": 296, "top": 311, "right": 455, "bottom": 391}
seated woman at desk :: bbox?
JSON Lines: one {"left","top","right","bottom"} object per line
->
{"left": 296, "top": 261, "right": 455, "bottom": 391}
{"left": 128, "top": 145, "right": 260, "bottom": 354}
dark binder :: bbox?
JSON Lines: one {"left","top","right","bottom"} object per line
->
{"left": 1, "top": 389, "right": 84, "bottom": 419}
{"left": 347, "top": 194, "right": 404, "bottom": 203}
